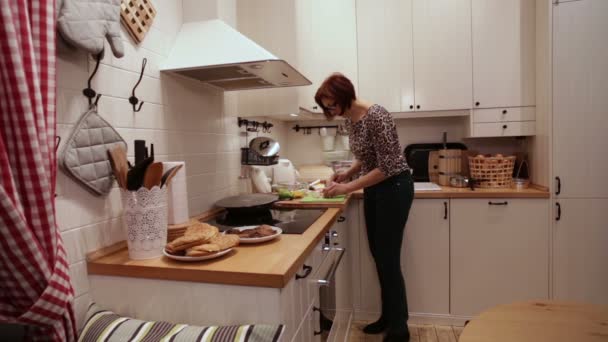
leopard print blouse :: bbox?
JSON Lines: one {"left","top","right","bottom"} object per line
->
{"left": 345, "top": 104, "right": 409, "bottom": 178}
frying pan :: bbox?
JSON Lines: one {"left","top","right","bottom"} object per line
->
{"left": 215, "top": 193, "right": 279, "bottom": 215}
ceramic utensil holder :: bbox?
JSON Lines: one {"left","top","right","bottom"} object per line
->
{"left": 121, "top": 186, "right": 168, "bottom": 260}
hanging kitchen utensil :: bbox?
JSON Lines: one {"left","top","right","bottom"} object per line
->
{"left": 57, "top": 0, "right": 124, "bottom": 57}
{"left": 249, "top": 137, "right": 280, "bottom": 157}
{"left": 60, "top": 105, "right": 127, "bottom": 196}
{"left": 120, "top": 0, "right": 157, "bottom": 44}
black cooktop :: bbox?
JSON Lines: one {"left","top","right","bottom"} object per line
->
{"left": 205, "top": 208, "right": 325, "bottom": 234}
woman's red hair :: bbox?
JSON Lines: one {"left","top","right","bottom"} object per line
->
{"left": 314, "top": 73, "right": 356, "bottom": 119}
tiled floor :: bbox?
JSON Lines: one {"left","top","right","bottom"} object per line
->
{"left": 349, "top": 321, "right": 464, "bottom": 342}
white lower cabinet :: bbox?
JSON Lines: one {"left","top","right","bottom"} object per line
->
{"left": 402, "top": 199, "right": 450, "bottom": 315}
{"left": 357, "top": 199, "right": 450, "bottom": 318}
{"left": 450, "top": 199, "right": 549, "bottom": 317}
{"left": 553, "top": 199, "right": 608, "bottom": 306}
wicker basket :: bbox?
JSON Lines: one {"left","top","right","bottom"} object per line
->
{"left": 468, "top": 155, "right": 516, "bottom": 188}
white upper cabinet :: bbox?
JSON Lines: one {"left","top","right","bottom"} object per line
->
{"left": 553, "top": 0, "right": 608, "bottom": 198}
{"left": 296, "top": 0, "right": 358, "bottom": 113}
{"left": 472, "top": 0, "right": 536, "bottom": 108}
{"left": 413, "top": 0, "right": 472, "bottom": 111}
{"left": 356, "top": 0, "right": 414, "bottom": 112}
{"left": 234, "top": 0, "right": 300, "bottom": 117}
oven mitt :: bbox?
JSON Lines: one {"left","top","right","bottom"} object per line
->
{"left": 60, "top": 105, "right": 127, "bottom": 196}
{"left": 57, "top": 0, "right": 124, "bottom": 58}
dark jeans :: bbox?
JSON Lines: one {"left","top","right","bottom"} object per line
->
{"left": 363, "top": 170, "right": 414, "bottom": 333}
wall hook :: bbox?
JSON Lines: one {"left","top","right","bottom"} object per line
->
{"left": 129, "top": 58, "right": 147, "bottom": 112}
{"left": 83, "top": 52, "right": 103, "bottom": 106}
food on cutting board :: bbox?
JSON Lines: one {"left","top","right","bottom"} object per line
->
{"left": 226, "top": 224, "right": 276, "bottom": 238}
{"left": 277, "top": 188, "right": 306, "bottom": 200}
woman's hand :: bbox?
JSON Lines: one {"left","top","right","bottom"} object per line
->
{"left": 330, "top": 171, "right": 350, "bottom": 184}
{"left": 322, "top": 182, "right": 351, "bottom": 198}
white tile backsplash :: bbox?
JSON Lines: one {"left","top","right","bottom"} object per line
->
{"left": 69, "top": 262, "right": 90, "bottom": 297}
{"left": 55, "top": 0, "right": 279, "bottom": 328}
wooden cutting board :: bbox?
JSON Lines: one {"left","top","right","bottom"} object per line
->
{"left": 428, "top": 151, "right": 439, "bottom": 183}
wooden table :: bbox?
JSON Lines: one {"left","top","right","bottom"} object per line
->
{"left": 459, "top": 301, "right": 608, "bottom": 342}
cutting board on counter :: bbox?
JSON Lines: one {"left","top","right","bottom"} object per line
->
{"left": 300, "top": 195, "right": 346, "bottom": 203}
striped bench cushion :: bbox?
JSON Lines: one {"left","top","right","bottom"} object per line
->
{"left": 78, "top": 304, "right": 284, "bottom": 342}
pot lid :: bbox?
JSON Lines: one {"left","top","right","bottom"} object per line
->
{"left": 215, "top": 193, "right": 278, "bottom": 209}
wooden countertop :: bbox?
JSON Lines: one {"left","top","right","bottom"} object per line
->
{"left": 351, "top": 184, "right": 550, "bottom": 199}
{"left": 87, "top": 208, "right": 342, "bottom": 288}
{"left": 459, "top": 301, "right": 608, "bottom": 342}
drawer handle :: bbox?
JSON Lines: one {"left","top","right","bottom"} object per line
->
{"left": 502, "top": 124, "right": 508, "bottom": 129}
{"left": 502, "top": 109, "right": 507, "bottom": 114}
{"left": 296, "top": 264, "right": 312, "bottom": 279}
{"left": 475, "top": 101, "right": 480, "bottom": 107}
{"left": 337, "top": 216, "right": 345, "bottom": 223}
{"left": 488, "top": 201, "right": 508, "bottom": 206}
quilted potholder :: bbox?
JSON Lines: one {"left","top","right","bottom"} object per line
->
{"left": 57, "top": 0, "right": 125, "bottom": 58}
{"left": 61, "top": 105, "right": 127, "bottom": 196}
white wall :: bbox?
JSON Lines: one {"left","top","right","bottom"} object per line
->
{"left": 55, "top": 0, "right": 247, "bottom": 329}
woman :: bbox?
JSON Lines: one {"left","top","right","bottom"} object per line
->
{"left": 317, "top": 73, "right": 414, "bottom": 342}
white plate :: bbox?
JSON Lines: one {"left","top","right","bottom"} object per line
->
{"left": 163, "top": 248, "right": 233, "bottom": 262}
{"left": 224, "top": 225, "right": 283, "bottom": 244}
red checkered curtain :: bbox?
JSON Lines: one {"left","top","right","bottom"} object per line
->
{"left": 0, "top": 0, "right": 77, "bottom": 340}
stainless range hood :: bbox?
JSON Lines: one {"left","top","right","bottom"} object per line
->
{"left": 161, "top": 20, "right": 311, "bottom": 91}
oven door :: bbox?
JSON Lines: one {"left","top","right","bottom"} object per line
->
{"left": 311, "top": 246, "right": 352, "bottom": 342}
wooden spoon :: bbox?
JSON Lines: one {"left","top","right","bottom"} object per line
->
{"left": 161, "top": 164, "right": 183, "bottom": 188}
{"left": 108, "top": 145, "right": 128, "bottom": 189}
{"left": 143, "top": 162, "right": 164, "bottom": 189}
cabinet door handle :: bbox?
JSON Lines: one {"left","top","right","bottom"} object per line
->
{"left": 475, "top": 101, "right": 480, "bottom": 107}
{"left": 502, "top": 124, "right": 508, "bottom": 129}
{"left": 488, "top": 201, "right": 508, "bottom": 206}
{"left": 409, "top": 105, "right": 414, "bottom": 109}
{"left": 443, "top": 201, "right": 448, "bottom": 220}
{"left": 313, "top": 307, "right": 322, "bottom": 335}
{"left": 555, "top": 176, "right": 561, "bottom": 195}
{"left": 416, "top": 105, "right": 421, "bottom": 109}
{"left": 296, "top": 264, "right": 312, "bottom": 279}
{"left": 502, "top": 109, "right": 507, "bottom": 114}
{"left": 556, "top": 202, "right": 561, "bottom": 221}
{"left": 337, "top": 216, "right": 345, "bottom": 223}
